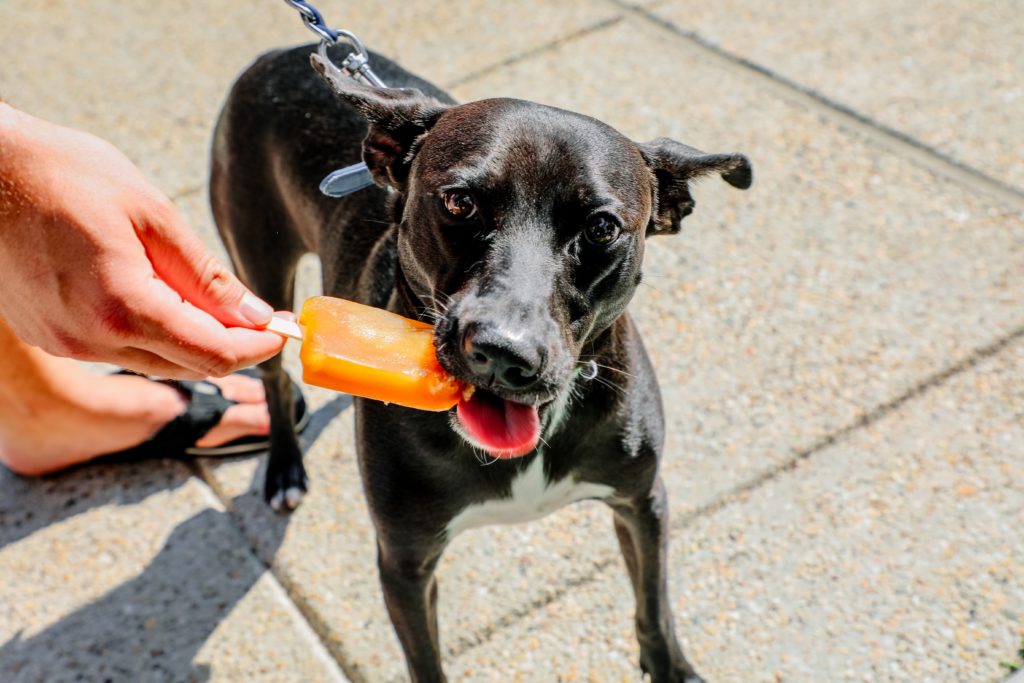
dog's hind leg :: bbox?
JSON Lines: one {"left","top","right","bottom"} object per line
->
{"left": 377, "top": 538, "right": 449, "bottom": 682}
{"left": 611, "top": 477, "right": 703, "bottom": 683}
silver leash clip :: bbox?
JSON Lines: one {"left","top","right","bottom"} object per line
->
{"left": 314, "top": 29, "right": 386, "bottom": 89}
{"left": 283, "top": 1, "right": 386, "bottom": 197}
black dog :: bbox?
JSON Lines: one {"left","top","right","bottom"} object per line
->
{"left": 211, "top": 42, "right": 750, "bottom": 683}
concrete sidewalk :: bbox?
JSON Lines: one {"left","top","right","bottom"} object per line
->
{"left": 1, "top": 1, "right": 1022, "bottom": 681}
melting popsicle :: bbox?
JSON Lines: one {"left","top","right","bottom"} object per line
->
{"left": 266, "top": 296, "right": 465, "bottom": 411}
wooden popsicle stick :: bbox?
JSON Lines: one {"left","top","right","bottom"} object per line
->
{"left": 265, "top": 315, "right": 303, "bottom": 340}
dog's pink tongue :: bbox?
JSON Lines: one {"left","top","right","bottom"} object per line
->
{"left": 457, "top": 390, "right": 540, "bottom": 458}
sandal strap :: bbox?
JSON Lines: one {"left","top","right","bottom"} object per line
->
{"left": 106, "top": 379, "right": 236, "bottom": 460}
{"left": 151, "top": 379, "right": 237, "bottom": 453}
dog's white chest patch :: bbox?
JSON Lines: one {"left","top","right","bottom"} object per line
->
{"left": 446, "top": 456, "right": 614, "bottom": 537}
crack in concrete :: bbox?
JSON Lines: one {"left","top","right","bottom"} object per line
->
{"left": 443, "top": 16, "right": 623, "bottom": 91}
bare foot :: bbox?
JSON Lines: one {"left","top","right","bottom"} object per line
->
{"left": 0, "top": 319, "right": 270, "bottom": 476}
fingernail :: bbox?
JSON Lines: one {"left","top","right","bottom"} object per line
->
{"left": 240, "top": 293, "right": 273, "bottom": 326}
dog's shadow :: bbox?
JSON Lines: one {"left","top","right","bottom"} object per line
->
{"left": 298, "top": 393, "right": 352, "bottom": 447}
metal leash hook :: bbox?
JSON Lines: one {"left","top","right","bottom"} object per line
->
{"left": 282, "top": 0, "right": 385, "bottom": 197}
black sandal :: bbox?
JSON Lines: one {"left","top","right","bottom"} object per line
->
{"left": 107, "top": 367, "right": 308, "bottom": 460}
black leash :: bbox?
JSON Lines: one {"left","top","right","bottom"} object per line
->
{"left": 282, "top": 0, "right": 385, "bottom": 197}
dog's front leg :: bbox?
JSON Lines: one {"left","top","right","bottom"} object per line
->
{"left": 611, "top": 477, "right": 702, "bottom": 683}
{"left": 261, "top": 356, "right": 307, "bottom": 512}
{"left": 377, "top": 539, "right": 448, "bottom": 683}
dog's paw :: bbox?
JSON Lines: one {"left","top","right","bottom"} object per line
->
{"left": 264, "top": 459, "right": 308, "bottom": 514}
{"left": 269, "top": 484, "right": 306, "bottom": 513}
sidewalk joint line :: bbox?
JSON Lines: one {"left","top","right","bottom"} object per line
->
{"left": 189, "top": 462, "right": 370, "bottom": 683}
{"left": 444, "top": 553, "right": 623, "bottom": 660}
{"left": 610, "top": 0, "right": 1024, "bottom": 211}
{"left": 677, "top": 322, "right": 1024, "bottom": 527}
{"left": 444, "top": 15, "right": 622, "bottom": 91}
{"left": 261, "top": 570, "right": 352, "bottom": 683}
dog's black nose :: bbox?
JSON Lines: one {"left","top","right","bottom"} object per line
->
{"left": 461, "top": 324, "right": 542, "bottom": 391}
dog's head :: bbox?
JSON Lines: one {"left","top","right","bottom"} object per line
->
{"left": 312, "top": 54, "right": 751, "bottom": 458}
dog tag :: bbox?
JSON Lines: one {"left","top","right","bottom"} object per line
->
{"left": 319, "top": 162, "right": 375, "bottom": 197}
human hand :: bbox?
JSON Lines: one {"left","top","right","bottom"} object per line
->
{"left": 0, "top": 103, "right": 285, "bottom": 379}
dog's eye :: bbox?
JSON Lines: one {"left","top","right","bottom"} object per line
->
{"left": 584, "top": 215, "right": 620, "bottom": 246}
{"left": 441, "top": 190, "right": 477, "bottom": 218}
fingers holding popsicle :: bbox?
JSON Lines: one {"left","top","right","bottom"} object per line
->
{"left": 117, "top": 275, "right": 287, "bottom": 378}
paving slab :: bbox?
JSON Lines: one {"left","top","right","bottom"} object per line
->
{"left": 0, "top": 0, "right": 616, "bottom": 198}
{"left": 643, "top": 0, "right": 1024, "bottom": 192}
{"left": 451, "top": 338, "right": 1024, "bottom": 683}
{"left": 0, "top": 461, "right": 347, "bottom": 683}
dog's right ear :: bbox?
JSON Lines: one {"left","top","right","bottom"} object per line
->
{"left": 311, "top": 53, "right": 449, "bottom": 190}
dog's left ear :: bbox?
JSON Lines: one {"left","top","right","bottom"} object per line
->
{"left": 310, "top": 53, "right": 450, "bottom": 189}
{"left": 639, "top": 137, "right": 752, "bottom": 236}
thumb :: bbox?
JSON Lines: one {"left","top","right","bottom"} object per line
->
{"left": 133, "top": 197, "right": 273, "bottom": 328}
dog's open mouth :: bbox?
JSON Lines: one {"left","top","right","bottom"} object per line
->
{"left": 455, "top": 387, "right": 540, "bottom": 459}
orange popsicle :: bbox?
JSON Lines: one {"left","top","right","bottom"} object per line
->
{"left": 267, "top": 296, "right": 464, "bottom": 411}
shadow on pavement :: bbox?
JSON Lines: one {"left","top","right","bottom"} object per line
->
{"left": 0, "top": 466, "right": 291, "bottom": 683}
{"left": 0, "top": 386, "right": 358, "bottom": 681}
{"left": 0, "top": 460, "right": 194, "bottom": 552}
{"left": 299, "top": 393, "right": 353, "bottom": 449}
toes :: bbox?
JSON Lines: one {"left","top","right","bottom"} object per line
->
{"left": 269, "top": 488, "right": 287, "bottom": 513}
{"left": 194, "top": 403, "right": 270, "bottom": 448}
{"left": 640, "top": 655, "right": 704, "bottom": 683}
{"left": 269, "top": 485, "right": 306, "bottom": 514}
{"left": 207, "top": 373, "right": 267, "bottom": 403}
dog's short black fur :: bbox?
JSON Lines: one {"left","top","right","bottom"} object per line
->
{"left": 211, "top": 43, "right": 751, "bottom": 682}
